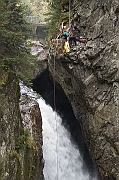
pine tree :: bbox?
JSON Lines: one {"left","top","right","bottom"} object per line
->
{"left": 0, "top": 0, "right": 37, "bottom": 84}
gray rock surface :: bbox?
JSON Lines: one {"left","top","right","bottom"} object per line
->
{"left": 48, "top": 0, "right": 119, "bottom": 179}
{"left": 0, "top": 71, "right": 43, "bottom": 180}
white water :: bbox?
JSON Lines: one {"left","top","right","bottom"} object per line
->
{"left": 19, "top": 83, "right": 97, "bottom": 180}
{"left": 38, "top": 98, "right": 97, "bottom": 180}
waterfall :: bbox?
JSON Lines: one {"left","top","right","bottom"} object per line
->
{"left": 20, "top": 82, "right": 98, "bottom": 180}
{"left": 38, "top": 98, "right": 98, "bottom": 180}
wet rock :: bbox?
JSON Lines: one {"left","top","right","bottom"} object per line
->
{"left": 31, "top": 40, "right": 49, "bottom": 74}
{"left": 19, "top": 92, "right": 43, "bottom": 180}
{"left": 0, "top": 70, "right": 43, "bottom": 180}
{"left": 47, "top": 0, "right": 119, "bottom": 179}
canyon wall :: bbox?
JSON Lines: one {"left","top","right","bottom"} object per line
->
{"left": 48, "top": 0, "right": 119, "bottom": 179}
{"left": 0, "top": 69, "right": 43, "bottom": 180}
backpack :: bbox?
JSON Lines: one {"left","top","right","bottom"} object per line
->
{"left": 64, "top": 31, "right": 69, "bottom": 37}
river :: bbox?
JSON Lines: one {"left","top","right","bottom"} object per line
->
{"left": 38, "top": 98, "right": 98, "bottom": 180}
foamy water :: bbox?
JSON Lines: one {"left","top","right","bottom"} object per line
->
{"left": 38, "top": 98, "right": 98, "bottom": 180}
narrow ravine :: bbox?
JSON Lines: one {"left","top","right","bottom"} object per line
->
{"left": 32, "top": 69, "right": 99, "bottom": 180}
{"left": 38, "top": 97, "right": 98, "bottom": 180}
{"left": 20, "top": 81, "right": 98, "bottom": 180}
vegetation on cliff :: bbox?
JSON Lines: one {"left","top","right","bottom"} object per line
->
{"left": 0, "top": 1, "right": 44, "bottom": 179}
{"left": 46, "top": 0, "right": 73, "bottom": 39}
{"left": 0, "top": 0, "right": 38, "bottom": 85}
{"left": 19, "top": 0, "right": 72, "bottom": 40}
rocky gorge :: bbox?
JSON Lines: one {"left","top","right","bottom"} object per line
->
{"left": 33, "top": 0, "right": 119, "bottom": 179}
{"left": 0, "top": 0, "right": 119, "bottom": 179}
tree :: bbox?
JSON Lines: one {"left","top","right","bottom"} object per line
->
{"left": 46, "top": 0, "right": 73, "bottom": 39}
{"left": 0, "top": 0, "right": 37, "bottom": 84}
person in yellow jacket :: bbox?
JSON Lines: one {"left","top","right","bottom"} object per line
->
{"left": 64, "top": 41, "right": 70, "bottom": 53}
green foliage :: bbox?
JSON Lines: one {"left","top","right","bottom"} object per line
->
{"left": 0, "top": 0, "right": 38, "bottom": 85}
{"left": 16, "top": 128, "right": 37, "bottom": 150}
{"left": 10, "top": 150, "right": 21, "bottom": 160}
{"left": 46, "top": 0, "right": 73, "bottom": 40}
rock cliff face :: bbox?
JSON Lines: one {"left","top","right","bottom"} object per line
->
{"left": 48, "top": 0, "right": 119, "bottom": 179}
{"left": 0, "top": 70, "right": 43, "bottom": 180}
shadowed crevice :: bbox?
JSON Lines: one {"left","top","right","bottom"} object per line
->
{"left": 32, "top": 68, "right": 98, "bottom": 178}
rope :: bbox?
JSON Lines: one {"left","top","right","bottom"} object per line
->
{"left": 53, "top": 46, "right": 59, "bottom": 180}
{"left": 69, "top": 0, "right": 71, "bottom": 28}
{"left": 53, "top": 0, "right": 71, "bottom": 176}
{"left": 53, "top": 48, "right": 56, "bottom": 111}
